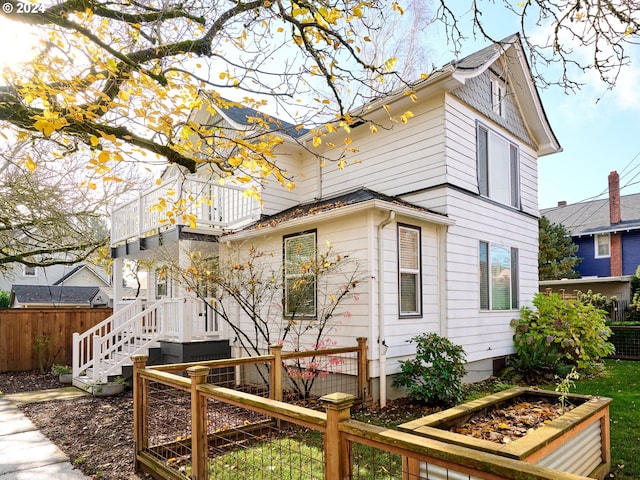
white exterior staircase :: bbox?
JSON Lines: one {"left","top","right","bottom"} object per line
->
{"left": 72, "top": 297, "right": 225, "bottom": 391}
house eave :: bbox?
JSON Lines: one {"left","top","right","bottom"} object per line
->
{"left": 540, "top": 275, "right": 634, "bottom": 287}
{"left": 222, "top": 199, "right": 454, "bottom": 242}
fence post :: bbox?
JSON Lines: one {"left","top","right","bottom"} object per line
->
{"left": 269, "top": 344, "right": 283, "bottom": 402}
{"left": 131, "top": 354, "right": 148, "bottom": 474}
{"left": 188, "top": 365, "right": 210, "bottom": 480}
{"left": 320, "top": 392, "right": 355, "bottom": 480}
{"left": 356, "top": 337, "right": 368, "bottom": 403}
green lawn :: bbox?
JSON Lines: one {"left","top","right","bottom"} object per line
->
{"left": 570, "top": 360, "right": 640, "bottom": 480}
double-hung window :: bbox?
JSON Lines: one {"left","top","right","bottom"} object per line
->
{"left": 594, "top": 233, "right": 611, "bottom": 258}
{"left": 479, "top": 241, "right": 519, "bottom": 310}
{"left": 398, "top": 225, "right": 422, "bottom": 316}
{"left": 284, "top": 231, "right": 316, "bottom": 317}
{"left": 477, "top": 124, "right": 520, "bottom": 208}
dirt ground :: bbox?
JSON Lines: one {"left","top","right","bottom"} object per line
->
{"left": 0, "top": 370, "right": 151, "bottom": 480}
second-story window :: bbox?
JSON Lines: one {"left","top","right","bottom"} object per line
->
{"left": 595, "top": 233, "right": 611, "bottom": 258}
{"left": 284, "top": 231, "right": 316, "bottom": 318}
{"left": 23, "top": 265, "right": 37, "bottom": 277}
{"left": 477, "top": 124, "right": 520, "bottom": 208}
{"left": 398, "top": 225, "right": 422, "bottom": 317}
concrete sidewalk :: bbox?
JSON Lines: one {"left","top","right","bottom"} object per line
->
{"left": 0, "top": 390, "right": 91, "bottom": 479}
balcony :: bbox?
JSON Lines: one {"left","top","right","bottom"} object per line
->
{"left": 111, "top": 175, "right": 261, "bottom": 247}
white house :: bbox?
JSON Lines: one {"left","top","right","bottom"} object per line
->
{"left": 74, "top": 34, "right": 560, "bottom": 402}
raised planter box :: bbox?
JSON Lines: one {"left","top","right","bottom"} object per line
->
{"left": 398, "top": 387, "right": 611, "bottom": 480}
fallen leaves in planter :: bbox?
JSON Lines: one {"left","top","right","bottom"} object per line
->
{"left": 450, "top": 398, "right": 575, "bottom": 444}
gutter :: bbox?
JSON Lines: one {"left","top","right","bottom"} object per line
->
{"left": 377, "top": 210, "right": 395, "bottom": 408}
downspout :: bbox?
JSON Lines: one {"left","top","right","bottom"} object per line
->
{"left": 377, "top": 210, "right": 395, "bottom": 408}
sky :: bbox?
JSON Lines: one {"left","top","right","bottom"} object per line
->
{"left": 1, "top": 3, "right": 639, "bottom": 211}
{"left": 423, "top": 3, "right": 640, "bottom": 210}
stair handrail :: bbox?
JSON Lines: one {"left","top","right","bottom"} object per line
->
{"left": 92, "top": 298, "right": 166, "bottom": 383}
{"left": 72, "top": 298, "right": 143, "bottom": 378}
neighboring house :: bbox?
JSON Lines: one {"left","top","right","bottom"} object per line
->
{"left": 10, "top": 285, "right": 104, "bottom": 308}
{"left": 0, "top": 263, "right": 110, "bottom": 292}
{"left": 541, "top": 171, "right": 638, "bottom": 304}
{"left": 78, "top": 34, "right": 561, "bottom": 402}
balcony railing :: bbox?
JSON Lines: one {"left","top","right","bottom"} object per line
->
{"left": 111, "top": 175, "right": 261, "bottom": 246}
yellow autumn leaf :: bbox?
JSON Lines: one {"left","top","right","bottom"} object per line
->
{"left": 24, "top": 156, "right": 37, "bottom": 172}
{"left": 312, "top": 136, "right": 322, "bottom": 147}
{"left": 98, "top": 151, "right": 110, "bottom": 163}
{"left": 90, "top": 135, "right": 100, "bottom": 147}
{"left": 88, "top": 182, "right": 97, "bottom": 190}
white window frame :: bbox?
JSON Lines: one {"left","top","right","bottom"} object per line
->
{"left": 477, "top": 124, "right": 520, "bottom": 209}
{"left": 594, "top": 233, "right": 611, "bottom": 258}
{"left": 490, "top": 74, "right": 507, "bottom": 116}
{"left": 398, "top": 224, "right": 422, "bottom": 317}
{"left": 284, "top": 231, "right": 317, "bottom": 318}
{"left": 155, "top": 267, "right": 171, "bottom": 298}
{"left": 480, "top": 241, "right": 519, "bottom": 311}
{"left": 23, "top": 265, "right": 37, "bottom": 277}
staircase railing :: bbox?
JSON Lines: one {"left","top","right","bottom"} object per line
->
{"left": 72, "top": 298, "right": 144, "bottom": 379}
{"left": 72, "top": 297, "right": 226, "bottom": 383}
{"left": 90, "top": 299, "right": 165, "bottom": 383}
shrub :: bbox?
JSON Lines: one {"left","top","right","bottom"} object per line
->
{"left": 0, "top": 290, "right": 8, "bottom": 308}
{"left": 392, "top": 333, "right": 466, "bottom": 406}
{"left": 511, "top": 293, "right": 615, "bottom": 375}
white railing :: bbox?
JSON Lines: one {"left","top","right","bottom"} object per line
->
{"left": 72, "top": 299, "right": 144, "bottom": 378}
{"left": 161, "top": 297, "right": 226, "bottom": 342}
{"left": 111, "top": 175, "right": 261, "bottom": 245}
{"left": 72, "top": 297, "right": 226, "bottom": 383}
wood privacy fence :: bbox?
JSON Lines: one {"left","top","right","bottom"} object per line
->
{"left": 0, "top": 308, "right": 111, "bottom": 372}
{"left": 131, "top": 351, "right": 591, "bottom": 480}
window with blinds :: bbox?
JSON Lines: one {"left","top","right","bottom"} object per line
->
{"left": 284, "top": 231, "right": 317, "bottom": 317}
{"left": 398, "top": 225, "right": 421, "bottom": 316}
{"left": 479, "top": 241, "right": 519, "bottom": 311}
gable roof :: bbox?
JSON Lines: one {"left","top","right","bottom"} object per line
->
{"left": 53, "top": 264, "right": 110, "bottom": 287}
{"left": 541, "top": 193, "right": 640, "bottom": 236}
{"left": 10, "top": 285, "right": 99, "bottom": 307}
{"left": 194, "top": 35, "right": 559, "bottom": 158}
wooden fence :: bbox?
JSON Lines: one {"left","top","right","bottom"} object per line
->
{"left": 0, "top": 308, "right": 111, "bottom": 372}
{"left": 131, "top": 351, "right": 592, "bottom": 480}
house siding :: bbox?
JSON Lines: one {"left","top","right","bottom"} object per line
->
{"left": 225, "top": 209, "right": 443, "bottom": 374}
{"left": 450, "top": 68, "right": 534, "bottom": 149}
{"left": 575, "top": 236, "right": 611, "bottom": 277}
{"left": 576, "top": 231, "right": 640, "bottom": 278}
{"left": 294, "top": 97, "right": 447, "bottom": 202}
{"left": 622, "top": 232, "right": 640, "bottom": 275}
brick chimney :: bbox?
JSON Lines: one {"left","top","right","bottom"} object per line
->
{"left": 608, "top": 171, "right": 621, "bottom": 225}
{"left": 608, "top": 171, "right": 622, "bottom": 276}
{"left": 557, "top": 201, "right": 567, "bottom": 207}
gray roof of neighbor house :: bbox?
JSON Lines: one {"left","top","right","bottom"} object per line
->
{"left": 541, "top": 193, "right": 640, "bottom": 236}
{"left": 10, "top": 285, "right": 100, "bottom": 307}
